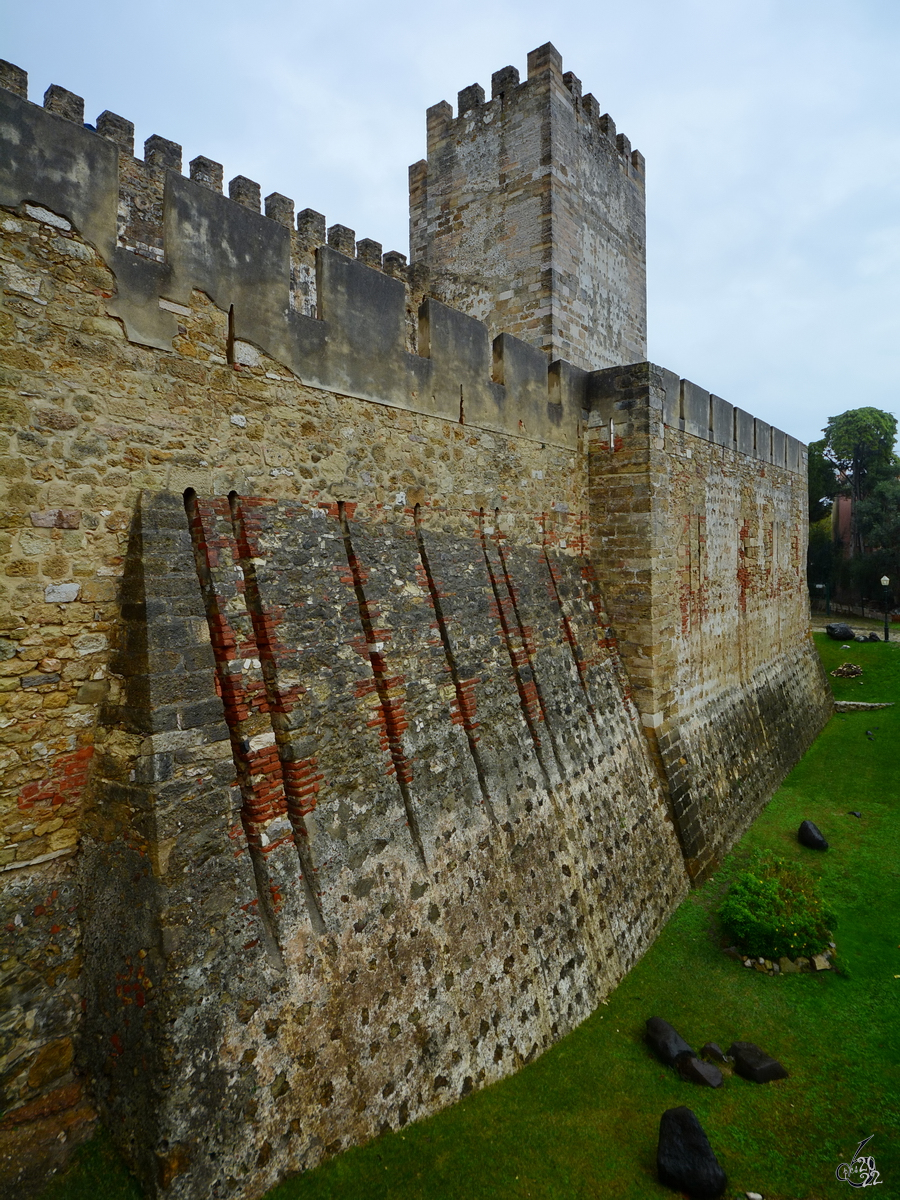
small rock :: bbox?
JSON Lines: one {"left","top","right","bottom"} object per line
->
{"left": 743, "top": 959, "right": 752, "bottom": 968}
{"left": 867, "top": 632, "right": 881, "bottom": 642}
{"left": 772, "top": 963, "right": 780, "bottom": 974}
{"left": 753, "top": 962, "right": 768, "bottom": 973}
{"left": 728, "top": 1041, "right": 789, "bottom": 1083}
{"left": 795, "top": 957, "right": 810, "bottom": 970}
{"left": 763, "top": 960, "right": 772, "bottom": 970}
{"left": 849, "top": 811, "right": 862, "bottom": 818}
{"left": 723, "top": 945, "right": 743, "bottom": 961}
{"left": 812, "top": 954, "right": 830, "bottom": 971}
{"left": 854, "top": 634, "right": 868, "bottom": 642}
{"left": 646, "top": 1017, "right": 693, "bottom": 1066}
{"left": 746, "top": 1193, "right": 764, "bottom": 1199}
{"left": 826, "top": 622, "right": 855, "bottom": 640}
{"left": 798, "top": 819, "right": 828, "bottom": 850}
{"left": 700, "top": 1042, "right": 729, "bottom": 1063}
{"left": 657, "top": 1106, "right": 727, "bottom": 1199}
{"left": 21, "top": 672, "right": 61, "bottom": 689}
{"left": 675, "top": 1052, "right": 724, "bottom": 1088}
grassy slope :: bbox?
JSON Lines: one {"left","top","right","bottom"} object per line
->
{"left": 44, "top": 634, "right": 900, "bottom": 1199}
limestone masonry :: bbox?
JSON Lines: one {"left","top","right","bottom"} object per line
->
{"left": 0, "top": 44, "right": 831, "bottom": 1199}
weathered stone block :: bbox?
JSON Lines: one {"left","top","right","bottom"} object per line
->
{"left": 190, "top": 155, "right": 223, "bottom": 193}
{"left": 145, "top": 134, "right": 182, "bottom": 172}
{"left": 44, "top": 85, "right": 84, "bottom": 124}
{"left": 680, "top": 379, "right": 710, "bottom": 439}
{"left": 228, "top": 175, "right": 260, "bottom": 210}
{"left": 97, "top": 110, "right": 134, "bottom": 154}
{"left": 265, "top": 192, "right": 294, "bottom": 227}
{"left": 0, "top": 60, "right": 27, "bottom": 99}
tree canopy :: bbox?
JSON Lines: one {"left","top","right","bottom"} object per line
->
{"left": 821, "top": 407, "right": 898, "bottom": 499}
{"left": 819, "top": 407, "right": 898, "bottom": 557}
{"left": 806, "top": 406, "right": 898, "bottom": 606}
{"left": 806, "top": 439, "right": 836, "bottom": 524}
{"left": 855, "top": 477, "right": 900, "bottom": 585}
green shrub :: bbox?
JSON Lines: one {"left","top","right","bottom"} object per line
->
{"left": 719, "top": 856, "right": 836, "bottom": 960}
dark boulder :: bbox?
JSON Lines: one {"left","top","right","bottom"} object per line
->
{"left": 867, "top": 632, "right": 881, "bottom": 642}
{"left": 675, "top": 1053, "right": 723, "bottom": 1087}
{"left": 728, "top": 1041, "right": 788, "bottom": 1083}
{"left": 798, "top": 819, "right": 828, "bottom": 850}
{"left": 646, "top": 1017, "right": 693, "bottom": 1066}
{"left": 825, "top": 622, "right": 855, "bottom": 640}
{"left": 700, "top": 1042, "right": 729, "bottom": 1063}
{"left": 657, "top": 1106, "right": 727, "bottom": 1198}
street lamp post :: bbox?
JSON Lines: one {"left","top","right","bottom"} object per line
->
{"left": 882, "top": 576, "right": 891, "bottom": 643}
{"left": 814, "top": 581, "right": 831, "bottom": 616}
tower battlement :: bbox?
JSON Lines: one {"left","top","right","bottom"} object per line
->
{"left": 410, "top": 42, "right": 647, "bottom": 373}
{"left": 422, "top": 46, "right": 644, "bottom": 181}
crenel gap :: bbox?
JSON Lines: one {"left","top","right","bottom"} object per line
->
{"left": 226, "top": 304, "right": 235, "bottom": 365}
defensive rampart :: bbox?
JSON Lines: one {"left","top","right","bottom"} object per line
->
{"left": 588, "top": 364, "right": 831, "bottom": 879}
{"left": 0, "top": 53, "right": 830, "bottom": 1200}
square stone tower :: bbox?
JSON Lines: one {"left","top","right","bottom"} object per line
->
{"left": 409, "top": 42, "right": 647, "bottom": 372}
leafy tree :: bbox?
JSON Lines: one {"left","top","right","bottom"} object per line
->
{"left": 806, "top": 438, "right": 836, "bottom": 524}
{"left": 856, "top": 476, "right": 900, "bottom": 557}
{"left": 820, "top": 407, "right": 898, "bottom": 556}
{"left": 822, "top": 406, "right": 897, "bottom": 498}
{"left": 853, "top": 477, "right": 900, "bottom": 604}
{"left": 807, "top": 515, "right": 836, "bottom": 600}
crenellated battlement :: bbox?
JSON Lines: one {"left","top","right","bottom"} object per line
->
{"left": 590, "top": 363, "right": 806, "bottom": 472}
{"left": 0, "top": 60, "right": 400, "bottom": 278}
{"left": 428, "top": 45, "right": 644, "bottom": 184}
{"left": 0, "top": 56, "right": 802, "bottom": 469}
{"left": 409, "top": 43, "right": 648, "bottom": 373}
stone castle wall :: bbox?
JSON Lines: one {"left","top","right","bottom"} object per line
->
{"left": 0, "top": 53, "right": 829, "bottom": 1200}
{"left": 588, "top": 364, "right": 832, "bottom": 880}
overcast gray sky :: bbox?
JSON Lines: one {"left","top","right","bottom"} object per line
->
{"left": 6, "top": 0, "right": 900, "bottom": 446}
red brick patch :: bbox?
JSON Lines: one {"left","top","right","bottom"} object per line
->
{"left": 17, "top": 746, "right": 94, "bottom": 812}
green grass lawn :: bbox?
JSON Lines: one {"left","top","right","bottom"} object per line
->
{"left": 43, "top": 634, "right": 900, "bottom": 1199}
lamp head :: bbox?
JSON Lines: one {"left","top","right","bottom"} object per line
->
{"left": 882, "top": 576, "right": 890, "bottom": 587}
